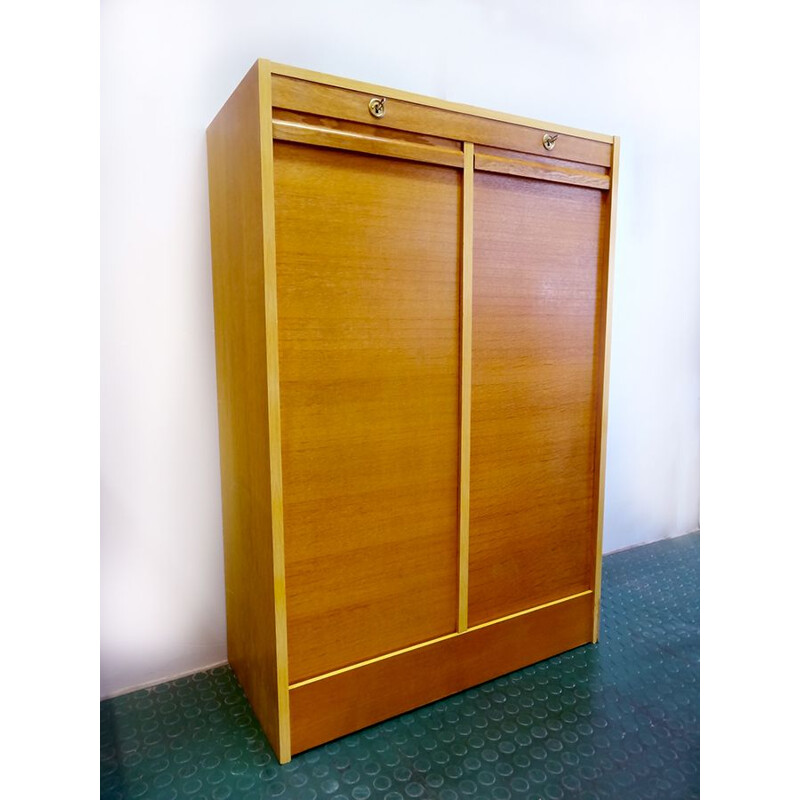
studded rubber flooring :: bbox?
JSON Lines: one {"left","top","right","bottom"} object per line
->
{"left": 100, "top": 532, "right": 699, "bottom": 800}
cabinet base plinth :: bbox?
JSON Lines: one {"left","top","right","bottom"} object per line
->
{"left": 288, "top": 591, "right": 594, "bottom": 756}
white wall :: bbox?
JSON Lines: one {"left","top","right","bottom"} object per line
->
{"left": 101, "top": 0, "right": 699, "bottom": 698}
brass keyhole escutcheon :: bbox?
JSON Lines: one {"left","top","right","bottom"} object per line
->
{"left": 369, "top": 97, "right": 387, "bottom": 118}
{"left": 542, "top": 133, "right": 559, "bottom": 151}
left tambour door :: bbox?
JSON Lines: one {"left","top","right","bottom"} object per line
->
{"left": 273, "top": 139, "right": 462, "bottom": 685}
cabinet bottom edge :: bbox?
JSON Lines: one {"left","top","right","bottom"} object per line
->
{"left": 288, "top": 591, "right": 594, "bottom": 756}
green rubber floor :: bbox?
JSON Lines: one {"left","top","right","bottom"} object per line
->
{"left": 101, "top": 532, "right": 700, "bottom": 800}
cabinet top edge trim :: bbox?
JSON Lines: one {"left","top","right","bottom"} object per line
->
{"left": 260, "top": 59, "right": 615, "bottom": 145}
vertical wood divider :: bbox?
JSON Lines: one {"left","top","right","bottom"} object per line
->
{"left": 592, "top": 135, "right": 621, "bottom": 643}
{"left": 458, "top": 142, "right": 475, "bottom": 633}
{"left": 257, "top": 60, "right": 292, "bottom": 762}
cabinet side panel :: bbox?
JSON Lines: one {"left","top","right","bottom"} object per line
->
{"left": 593, "top": 136, "right": 620, "bottom": 640}
{"left": 206, "top": 64, "right": 281, "bottom": 752}
{"left": 469, "top": 173, "right": 607, "bottom": 626}
{"left": 273, "top": 143, "right": 461, "bottom": 684}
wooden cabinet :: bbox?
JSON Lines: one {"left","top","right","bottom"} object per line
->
{"left": 207, "top": 60, "right": 619, "bottom": 763}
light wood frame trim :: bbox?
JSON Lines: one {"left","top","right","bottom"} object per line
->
{"left": 257, "top": 61, "right": 291, "bottom": 763}
{"left": 266, "top": 60, "right": 612, "bottom": 145}
{"left": 271, "top": 118, "right": 463, "bottom": 168}
{"left": 458, "top": 143, "right": 475, "bottom": 633}
{"left": 475, "top": 152, "right": 610, "bottom": 190}
{"left": 592, "top": 136, "right": 621, "bottom": 642}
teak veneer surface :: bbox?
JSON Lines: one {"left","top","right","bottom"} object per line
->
{"left": 207, "top": 59, "right": 618, "bottom": 763}
{"left": 206, "top": 64, "right": 284, "bottom": 754}
{"left": 468, "top": 172, "right": 607, "bottom": 626}
{"left": 272, "top": 118, "right": 464, "bottom": 169}
{"left": 289, "top": 592, "right": 594, "bottom": 754}
{"left": 273, "top": 142, "right": 462, "bottom": 684}
{"left": 273, "top": 107, "right": 462, "bottom": 150}
{"left": 271, "top": 75, "right": 612, "bottom": 168}
{"left": 593, "top": 137, "right": 621, "bottom": 641}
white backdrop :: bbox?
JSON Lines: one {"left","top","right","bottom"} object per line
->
{"left": 101, "top": 0, "right": 699, "bottom": 698}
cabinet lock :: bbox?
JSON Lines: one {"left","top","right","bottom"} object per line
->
{"left": 368, "top": 97, "right": 387, "bottom": 118}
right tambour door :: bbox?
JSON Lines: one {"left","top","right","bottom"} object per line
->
{"left": 469, "top": 161, "right": 609, "bottom": 627}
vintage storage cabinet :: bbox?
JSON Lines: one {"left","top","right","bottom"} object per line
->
{"left": 207, "top": 60, "right": 619, "bottom": 763}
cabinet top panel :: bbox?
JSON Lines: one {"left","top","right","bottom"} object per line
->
{"left": 264, "top": 60, "right": 614, "bottom": 146}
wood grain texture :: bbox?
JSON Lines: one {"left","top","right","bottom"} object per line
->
{"left": 272, "top": 118, "right": 463, "bottom": 167}
{"left": 273, "top": 142, "right": 462, "bottom": 684}
{"left": 289, "top": 591, "right": 594, "bottom": 755}
{"left": 475, "top": 144, "right": 610, "bottom": 175}
{"left": 206, "top": 63, "right": 284, "bottom": 758}
{"left": 469, "top": 171, "right": 608, "bottom": 626}
{"left": 593, "top": 136, "right": 621, "bottom": 642}
{"left": 273, "top": 107, "right": 461, "bottom": 150}
{"left": 256, "top": 60, "right": 291, "bottom": 762}
{"left": 271, "top": 75, "right": 612, "bottom": 167}
{"left": 458, "top": 143, "right": 474, "bottom": 633}
{"left": 475, "top": 152, "right": 610, "bottom": 190}
{"left": 208, "top": 60, "right": 618, "bottom": 761}
{"left": 267, "top": 60, "right": 614, "bottom": 144}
